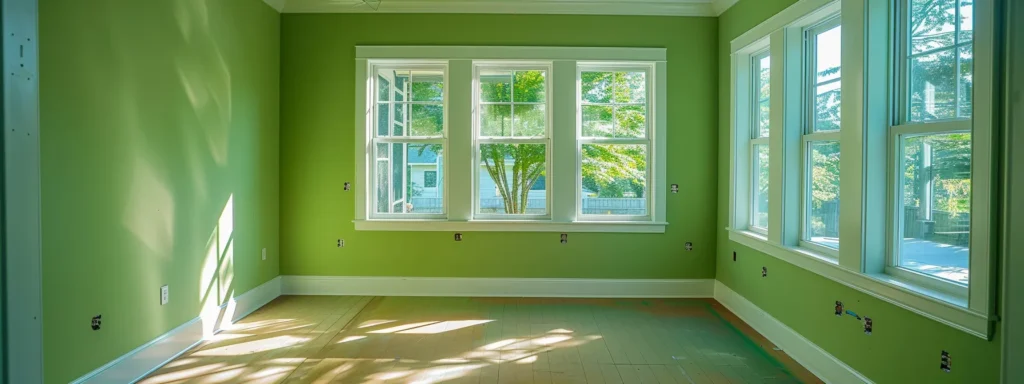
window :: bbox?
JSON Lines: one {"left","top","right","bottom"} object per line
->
{"left": 890, "top": 0, "right": 974, "bottom": 290}
{"left": 356, "top": 46, "right": 667, "bottom": 233}
{"left": 750, "top": 51, "right": 770, "bottom": 232}
{"left": 371, "top": 66, "right": 447, "bottom": 217}
{"left": 802, "top": 18, "right": 842, "bottom": 252}
{"left": 579, "top": 66, "right": 652, "bottom": 218}
{"left": 727, "top": 0, "right": 996, "bottom": 338}
{"left": 474, "top": 65, "right": 551, "bottom": 217}
{"left": 423, "top": 171, "right": 438, "bottom": 188}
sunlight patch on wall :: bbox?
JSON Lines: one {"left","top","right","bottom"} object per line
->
{"left": 122, "top": 159, "right": 175, "bottom": 255}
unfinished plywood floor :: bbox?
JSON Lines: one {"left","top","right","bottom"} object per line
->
{"left": 141, "top": 296, "right": 822, "bottom": 384}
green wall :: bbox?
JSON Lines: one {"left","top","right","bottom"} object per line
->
{"left": 715, "top": 1, "right": 1002, "bottom": 383}
{"left": 280, "top": 14, "right": 719, "bottom": 279}
{"left": 38, "top": 0, "right": 280, "bottom": 382}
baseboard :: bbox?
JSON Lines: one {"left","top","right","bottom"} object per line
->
{"left": 71, "top": 276, "right": 282, "bottom": 384}
{"left": 280, "top": 275, "right": 715, "bottom": 298}
{"left": 713, "top": 281, "right": 873, "bottom": 384}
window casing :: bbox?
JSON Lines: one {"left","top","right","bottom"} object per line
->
{"left": 355, "top": 47, "right": 667, "bottom": 233}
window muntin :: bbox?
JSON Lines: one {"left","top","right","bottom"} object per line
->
{"left": 750, "top": 51, "right": 771, "bottom": 232}
{"left": 801, "top": 18, "right": 842, "bottom": 252}
{"left": 372, "top": 66, "right": 447, "bottom": 217}
{"left": 475, "top": 66, "right": 551, "bottom": 217}
{"left": 905, "top": 0, "right": 974, "bottom": 122}
{"left": 578, "top": 66, "right": 652, "bottom": 218}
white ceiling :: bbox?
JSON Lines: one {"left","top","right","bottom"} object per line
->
{"left": 264, "top": 0, "right": 739, "bottom": 16}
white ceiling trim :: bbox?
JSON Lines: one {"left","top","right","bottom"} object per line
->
{"left": 711, "top": 0, "right": 738, "bottom": 15}
{"left": 279, "top": 0, "right": 719, "bottom": 16}
{"left": 262, "top": 0, "right": 286, "bottom": 12}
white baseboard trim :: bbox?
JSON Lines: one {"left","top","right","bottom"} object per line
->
{"left": 713, "top": 281, "right": 873, "bottom": 384}
{"left": 71, "top": 276, "right": 282, "bottom": 384}
{"left": 281, "top": 275, "right": 716, "bottom": 298}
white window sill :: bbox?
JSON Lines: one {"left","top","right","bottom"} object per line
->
{"left": 727, "top": 228, "right": 993, "bottom": 339}
{"left": 355, "top": 219, "right": 668, "bottom": 233}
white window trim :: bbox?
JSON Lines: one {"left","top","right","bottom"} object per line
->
{"left": 728, "top": 0, "right": 997, "bottom": 339}
{"left": 354, "top": 46, "right": 668, "bottom": 233}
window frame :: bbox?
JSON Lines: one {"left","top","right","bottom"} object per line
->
{"left": 369, "top": 62, "right": 450, "bottom": 221}
{"left": 354, "top": 46, "right": 668, "bottom": 234}
{"left": 472, "top": 62, "right": 554, "bottom": 220}
{"left": 576, "top": 63, "right": 656, "bottom": 222}
{"left": 749, "top": 50, "right": 771, "bottom": 235}
{"left": 799, "top": 16, "right": 842, "bottom": 256}
{"left": 726, "top": 0, "right": 998, "bottom": 339}
{"left": 884, "top": 0, "right": 978, "bottom": 299}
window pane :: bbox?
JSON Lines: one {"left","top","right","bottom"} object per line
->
{"left": 479, "top": 144, "right": 546, "bottom": 215}
{"left": 899, "top": 133, "right": 971, "bottom": 284}
{"left": 410, "top": 104, "right": 443, "bottom": 136}
{"left": 480, "top": 70, "right": 512, "bottom": 102}
{"left": 814, "top": 81, "right": 842, "bottom": 132}
{"left": 581, "top": 105, "right": 613, "bottom": 137}
{"left": 581, "top": 71, "right": 646, "bottom": 104}
{"left": 808, "top": 141, "right": 840, "bottom": 249}
{"left": 751, "top": 144, "right": 769, "bottom": 230}
{"left": 513, "top": 70, "right": 546, "bottom": 103}
{"left": 615, "top": 105, "right": 646, "bottom": 138}
{"left": 376, "top": 103, "right": 389, "bottom": 136}
{"left": 377, "top": 144, "right": 444, "bottom": 214}
{"left": 410, "top": 70, "right": 444, "bottom": 102}
{"left": 377, "top": 75, "right": 391, "bottom": 102}
{"left": 513, "top": 104, "right": 546, "bottom": 137}
{"left": 959, "top": 0, "right": 973, "bottom": 41}
{"left": 480, "top": 104, "right": 512, "bottom": 137}
{"left": 815, "top": 26, "right": 842, "bottom": 83}
{"left": 910, "top": 49, "right": 957, "bottom": 121}
{"left": 581, "top": 144, "right": 647, "bottom": 216}
{"left": 958, "top": 45, "right": 973, "bottom": 118}
{"left": 910, "top": 0, "right": 957, "bottom": 55}
{"left": 754, "top": 53, "right": 771, "bottom": 138}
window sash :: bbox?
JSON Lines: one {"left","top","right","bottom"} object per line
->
{"left": 804, "top": 16, "right": 842, "bottom": 134}
{"left": 801, "top": 130, "right": 841, "bottom": 254}
{"left": 896, "top": 0, "right": 974, "bottom": 124}
{"left": 576, "top": 64, "right": 654, "bottom": 221}
{"left": 886, "top": 120, "right": 971, "bottom": 292}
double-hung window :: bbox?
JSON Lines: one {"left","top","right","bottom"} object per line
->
{"left": 802, "top": 18, "right": 842, "bottom": 252}
{"left": 371, "top": 65, "right": 447, "bottom": 218}
{"left": 578, "top": 65, "right": 653, "bottom": 219}
{"left": 474, "top": 64, "right": 551, "bottom": 218}
{"left": 888, "top": 0, "right": 975, "bottom": 292}
{"left": 750, "top": 52, "right": 771, "bottom": 233}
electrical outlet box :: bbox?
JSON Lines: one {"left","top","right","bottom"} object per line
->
{"left": 338, "top": 239, "right": 345, "bottom": 248}
{"left": 262, "top": 247, "right": 267, "bottom": 260}
{"left": 160, "top": 285, "right": 169, "bottom": 305}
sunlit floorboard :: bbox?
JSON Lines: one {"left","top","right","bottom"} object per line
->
{"left": 141, "top": 296, "right": 821, "bottom": 384}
